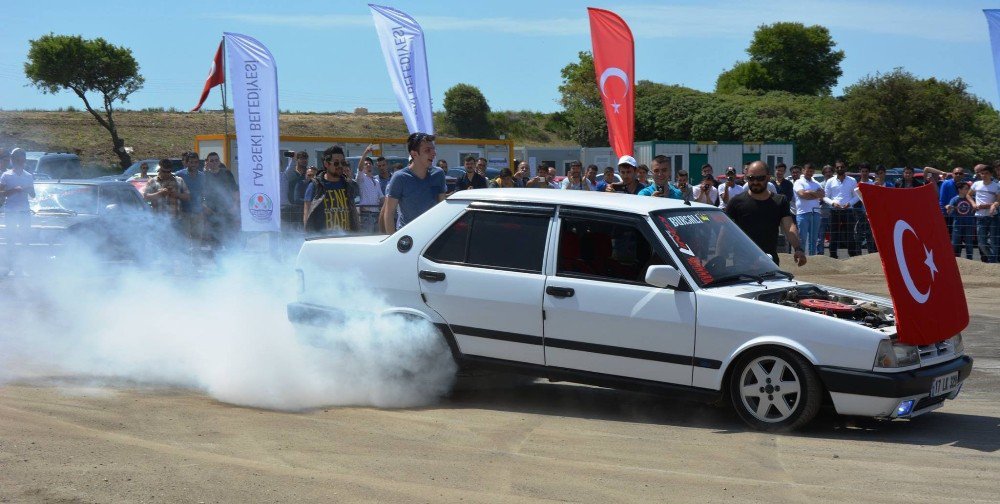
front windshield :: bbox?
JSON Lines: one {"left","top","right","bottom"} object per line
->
{"left": 30, "top": 184, "right": 99, "bottom": 214}
{"left": 651, "top": 209, "right": 782, "bottom": 287}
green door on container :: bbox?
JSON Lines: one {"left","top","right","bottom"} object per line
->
{"left": 742, "top": 153, "right": 760, "bottom": 168}
{"left": 689, "top": 153, "right": 708, "bottom": 184}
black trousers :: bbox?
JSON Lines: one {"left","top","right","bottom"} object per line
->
{"left": 829, "top": 208, "right": 860, "bottom": 258}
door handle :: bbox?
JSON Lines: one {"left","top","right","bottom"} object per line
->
{"left": 546, "top": 286, "right": 575, "bottom": 298}
{"left": 419, "top": 270, "right": 446, "bottom": 282}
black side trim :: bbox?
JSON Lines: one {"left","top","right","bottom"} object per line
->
{"left": 817, "top": 355, "right": 973, "bottom": 398}
{"left": 459, "top": 355, "right": 722, "bottom": 403}
{"left": 450, "top": 325, "right": 544, "bottom": 345}
{"left": 545, "top": 337, "right": 691, "bottom": 366}
{"left": 447, "top": 324, "right": 722, "bottom": 369}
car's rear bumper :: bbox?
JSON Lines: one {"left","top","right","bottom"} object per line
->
{"left": 818, "top": 355, "right": 972, "bottom": 418}
{"left": 287, "top": 302, "right": 345, "bottom": 326}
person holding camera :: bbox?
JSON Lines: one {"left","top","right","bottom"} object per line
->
{"left": 143, "top": 158, "right": 190, "bottom": 219}
{"left": 692, "top": 174, "right": 719, "bottom": 205}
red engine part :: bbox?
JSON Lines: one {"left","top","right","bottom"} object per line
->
{"left": 798, "top": 298, "right": 855, "bottom": 313}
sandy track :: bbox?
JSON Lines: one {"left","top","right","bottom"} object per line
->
{"left": 2, "top": 264, "right": 998, "bottom": 503}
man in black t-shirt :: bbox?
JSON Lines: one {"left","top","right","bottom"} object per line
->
{"left": 723, "top": 161, "right": 807, "bottom": 267}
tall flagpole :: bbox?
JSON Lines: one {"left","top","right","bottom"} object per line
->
{"left": 220, "top": 37, "right": 230, "bottom": 165}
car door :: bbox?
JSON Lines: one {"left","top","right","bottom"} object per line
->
{"left": 418, "top": 203, "right": 553, "bottom": 365}
{"left": 542, "top": 208, "right": 697, "bottom": 385}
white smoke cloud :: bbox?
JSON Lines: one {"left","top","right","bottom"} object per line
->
{"left": 0, "top": 229, "right": 456, "bottom": 410}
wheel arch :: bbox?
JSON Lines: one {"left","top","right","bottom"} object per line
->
{"left": 719, "top": 338, "right": 820, "bottom": 396}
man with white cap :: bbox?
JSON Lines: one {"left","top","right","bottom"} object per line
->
{"left": 0, "top": 148, "right": 36, "bottom": 276}
{"left": 605, "top": 155, "right": 646, "bottom": 195}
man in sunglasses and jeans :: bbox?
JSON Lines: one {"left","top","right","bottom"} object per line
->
{"left": 723, "top": 161, "right": 807, "bottom": 267}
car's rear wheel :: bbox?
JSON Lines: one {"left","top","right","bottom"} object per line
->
{"left": 729, "top": 346, "right": 821, "bottom": 432}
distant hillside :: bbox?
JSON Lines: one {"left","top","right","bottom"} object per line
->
{"left": 0, "top": 110, "right": 574, "bottom": 173}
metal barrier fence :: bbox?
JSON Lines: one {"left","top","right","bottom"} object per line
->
{"left": 783, "top": 207, "right": 998, "bottom": 263}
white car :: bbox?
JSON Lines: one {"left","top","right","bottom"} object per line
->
{"left": 288, "top": 189, "right": 972, "bottom": 431}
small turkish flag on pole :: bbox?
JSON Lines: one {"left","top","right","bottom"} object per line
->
{"left": 859, "top": 183, "right": 969, "bottom": 345}
{"left": 588, "top": 8, "right": 634, "bottom": 158}
{"left": 191, "top": 40, "right": 225, "bottom": 112}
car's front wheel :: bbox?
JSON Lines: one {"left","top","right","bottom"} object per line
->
{"left": 729, "top": 346, "right": 822, "bottom": 432}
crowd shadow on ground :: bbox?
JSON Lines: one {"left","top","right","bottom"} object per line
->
{"left": 444, "top": 373, "right": 1000, "bottom": 453}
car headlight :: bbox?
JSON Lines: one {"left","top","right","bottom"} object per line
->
{"left": 874, "top": 338, "right": 920, "bottom": 368}
{"left": 949, "top": 334, "right": 964, "bottom": 355}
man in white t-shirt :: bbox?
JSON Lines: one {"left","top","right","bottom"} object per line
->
{"left": 793, "top": 163, "right": 824, "bottom": 256}
{"left": 968, "top": 164, "right": 1000, "bottom": 262}
{"left": 0, "top": 148, "right": 36, "bottom": 276}
{"left": 718, "top": 167, "right": 744, "bottom": 210}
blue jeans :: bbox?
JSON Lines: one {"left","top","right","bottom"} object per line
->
{"left": 976, "top": 215, "right": 1000, "bottom": 263}
{"left": 5, "top": 210, "right": 31, "bottom": 271}
{"left": 951, "top": 218, "right": 975, "bottom": 259}
{"left": 817, "top": 215, "right": 829, "bottom": 254}
{"left": 796, "top": 212, "right": 820, "bottom": 256}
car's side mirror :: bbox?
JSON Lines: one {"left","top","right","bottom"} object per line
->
{"left": 645, "top": 265, "right": 682, "bottom": 289}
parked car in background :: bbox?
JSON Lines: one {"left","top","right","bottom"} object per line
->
{"left": 96, "top": 158, "right": 184, "bottom": 181}
{"left": 0, "top": 180, "right": 150, "bottom": 261}
{"left": 288, "top": 189, "right": 971, "bottom": 431}
{"left": 446, "top": 167, "right": 501, "bottom": 192}
{"left": 25, "top": 152, "right": 82, "bottom": 179}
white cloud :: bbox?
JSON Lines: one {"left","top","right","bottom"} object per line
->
{"left": 207, "top": 2, "right": 987, "bottom": 43}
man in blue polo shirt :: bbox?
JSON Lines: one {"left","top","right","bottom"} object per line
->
{"left": 638, "top": 155, "right": 682, "bottom": 199}
{"left": 382, "top": 133, "right": 448, "bottom": 232}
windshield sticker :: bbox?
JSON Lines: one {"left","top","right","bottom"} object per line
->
{"left": 688, "top": 257, "right": 714, "bottom": 284}
{"left": 657, "top": 216, "right": 695, "bottom": 256}
{"left": 666, "top": 214, "right": 709, "bottom": 227}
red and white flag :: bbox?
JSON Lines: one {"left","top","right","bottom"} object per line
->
{"left": 587, "top": 7, "right": 634, "bottom": 158}
{"left": 859, "top": 183, "right": 969, "bottom": 345}
{"left": 191, "top": 40, "right": 225, "bottom": 112}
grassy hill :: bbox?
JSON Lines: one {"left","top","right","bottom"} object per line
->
{"left": 0, "top": 110, "right": 574, "bottom": 174}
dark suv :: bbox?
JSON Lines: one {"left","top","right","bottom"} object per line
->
{"left": 25, "top": 152, "right": 82, "bottom": 179}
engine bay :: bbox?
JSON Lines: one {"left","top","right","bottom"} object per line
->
{"left": 753, "top": 285, "right": 895, "bottom": 329}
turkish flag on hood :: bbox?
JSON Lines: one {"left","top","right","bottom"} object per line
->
{"left": 588, "top": 8, "right": 634, "bottom": 158}
{"left": 859, "top": 183, "right": 969, "bottom": 345}
{"left": 191, "top": 40, "right": 225, "bottom": 112}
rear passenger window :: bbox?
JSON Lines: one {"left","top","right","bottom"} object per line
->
{"left": 425, "top": 212, "right": 472, "bottom": 263}
{"left": 558, "top": 217, "right": 674, "bottom": 284}
{"left": 424, "top": 211, "right": 549, "bottom": 273}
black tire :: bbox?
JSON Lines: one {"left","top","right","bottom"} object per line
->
{"left": 728, "top": 346, "right": 822, "bottom": 432}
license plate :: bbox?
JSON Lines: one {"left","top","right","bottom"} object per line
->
{"left": 930, "top": 371, "right": 960, "bottom": 397}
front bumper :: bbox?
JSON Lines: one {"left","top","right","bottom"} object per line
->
{"left": 817, "top": 356, "right": 973, "bottom": 418}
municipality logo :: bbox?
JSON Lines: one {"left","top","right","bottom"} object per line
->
{"left": 248, "top": 193, "right": 273, "bottom": 222}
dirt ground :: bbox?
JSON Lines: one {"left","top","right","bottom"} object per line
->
{"left": 1, "top": 255, "right": 998, "bottom": 503}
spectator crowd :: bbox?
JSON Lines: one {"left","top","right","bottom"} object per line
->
{"left": 4, "top": 134, "right": 1000, "bottom": 274}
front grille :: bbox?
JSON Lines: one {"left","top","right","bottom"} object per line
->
{"left": 918, "top": 340, "right": 955, "bottom": 363}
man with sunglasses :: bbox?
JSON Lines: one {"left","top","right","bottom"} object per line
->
{"left": 303, "top": 145, "right": 360, "bottom": 235}
{"left": 723, "top": 161, "right": 806, "bottom": 267}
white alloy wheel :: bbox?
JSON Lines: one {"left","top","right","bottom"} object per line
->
{"left": 729, "top": 347, "right": 822, "bottom": 432}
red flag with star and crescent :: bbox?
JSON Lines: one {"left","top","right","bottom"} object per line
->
{"left": 191, "top": 40, "right": 225, "bottom": 112}
{"left": 859, "top": 183, "right": 968, "bottom": 345}
{"left": 588, "top": 7, "right": 634, "bottom": 158}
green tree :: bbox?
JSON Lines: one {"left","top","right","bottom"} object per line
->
{"left": 24, "top": 34, "right": 144, "bottom": 168}
{"left": 442, "top": 83, "right": 493, "bottom": 138}
{"left": 837, "top": 69, "right": 986, "bottom": 167}
{"left": 715, "top": 61, "right": 770, "bottom": 94}
{"left": 717, "top": 22, "right": 844, "bottom": 95}
{"left": 556, "top": 51, "right": 607, "bottom": 146}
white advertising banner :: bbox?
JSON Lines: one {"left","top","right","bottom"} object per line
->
{"left": 224, "top": 32, "right": 281, "bottom": 232}
{"left": 369, "top": 4, "right": 434, "bottom": 134}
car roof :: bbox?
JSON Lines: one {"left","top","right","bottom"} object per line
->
{"left": 446, "top": 188, "right": 715, "bottom": 214}
{"left": 36, "top": 179, "right": 133, "bottom": 187}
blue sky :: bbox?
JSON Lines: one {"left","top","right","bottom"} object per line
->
{"left": 2, "top": 0, "right": 999, "bottom": 113}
